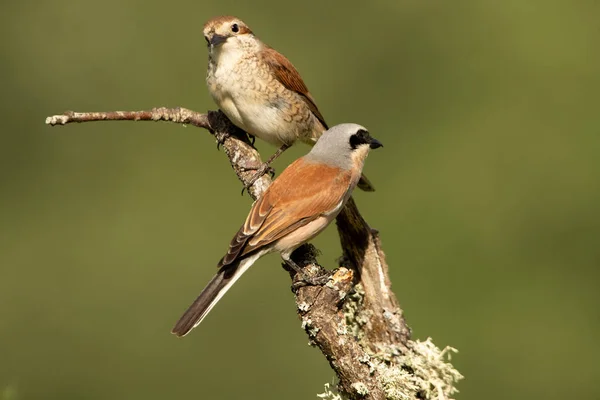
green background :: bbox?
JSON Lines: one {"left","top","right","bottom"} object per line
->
{"left": 1, "top": 0, "right": 599, "bottom": 399}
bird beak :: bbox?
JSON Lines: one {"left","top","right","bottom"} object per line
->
{"left": 210, "top": 34, "right": 228, "bottom": 47}
{"left": 369, "top": 138, "right": 383, "bottom": 149}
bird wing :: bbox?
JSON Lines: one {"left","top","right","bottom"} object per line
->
{"left": 218, "top": 158, "right": 351, "bottom": 267}
{"left": 261, "top": 46, "right": 329, "bottom": 130}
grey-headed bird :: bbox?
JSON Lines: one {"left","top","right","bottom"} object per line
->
{"left": 202, "top": 16, "right": 376, "bottom": 191}
{"left": 172, "top": 123, "right": 382, "bottom": 336}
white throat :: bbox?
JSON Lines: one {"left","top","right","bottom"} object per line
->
{"left": 350, "top": 144, "right": 370, "bottom": 172}
{"left": 209, "top": 36, "right": 259, "bottom": 69}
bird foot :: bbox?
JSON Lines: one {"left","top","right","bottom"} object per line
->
{"left": 215, "top": 132, "right": 229, "bottom": 150}
{"left": 240, "top": 163, "right": 276, "bottom": 195}
{"left": 291, "top": 271, "right": 331, "bottom": 289}
{"left": 283, "top": 258, "right": 330, "bottom": 289}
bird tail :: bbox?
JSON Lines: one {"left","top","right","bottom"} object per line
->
{"left": 357, "top": 173, "right": 375, "bottom": 192}
{"left": 171, "top": 252, "right": 261, "bottom": 337}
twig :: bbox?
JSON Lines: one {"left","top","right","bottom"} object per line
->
{"left": 45, "top": 107, "right": 209, "bottom": 128}
{"left": 46, "top": 107, "right": 462, "bottom": 399}
{"left": 46, "top": 108, "right": 269, "bottom": 199}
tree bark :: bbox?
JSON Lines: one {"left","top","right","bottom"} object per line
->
{"left": 46, "top": 107, "right": 463, "bottom": 399}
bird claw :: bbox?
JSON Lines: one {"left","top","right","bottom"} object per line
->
{"left": 283, "top": 257, "right": 330, "bottom": 289}
{"left": 215, "top": 133, "right": 228, "bottom": 150}
{"left": 240, "top": 163, "right": 276, "bottom": 196}
{"left": 291, "top": 271, "right": 331, "bottom": 289}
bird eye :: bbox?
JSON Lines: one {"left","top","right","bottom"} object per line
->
{"left": 231, "top": 23, "right": 239, "bottom": 33}
{"left": 349, "top": 129, "right": 370, "bottom": 149}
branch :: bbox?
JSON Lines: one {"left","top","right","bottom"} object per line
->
{"left": 46, "top": 107, "right": 272, "bottom": 199}
{"left": 46, "top": 108, "right": 462, "bottom": 399}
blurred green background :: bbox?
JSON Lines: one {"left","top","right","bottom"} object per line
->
{"left": 1, "top": 0, "right": 599, "bottom": 399}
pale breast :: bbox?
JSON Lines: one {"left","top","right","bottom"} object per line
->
{"left": 206, "top": 50, "right": 321, "bottom": 147}
{"left": 273, "top": 215, "right": 333, "bottom": 259}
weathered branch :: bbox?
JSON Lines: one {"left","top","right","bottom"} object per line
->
{"left": 46, "top": 108, "right": 270, "bottom": 199}
{"left": 46, "top": 108, "right": 462, "bottom": 399}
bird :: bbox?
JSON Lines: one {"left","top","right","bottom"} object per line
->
{"left": 202, "top": 15, "right": 375, "bottom": 192}
{"left": 172, "top": 123, "right": 382, "bottom": 336}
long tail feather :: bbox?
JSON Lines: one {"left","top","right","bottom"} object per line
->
{"left": 171, "top": 253, "right": 261, "bottom": 337}
{"left": 357, "top": 173, "right": 375, "bottom": 192}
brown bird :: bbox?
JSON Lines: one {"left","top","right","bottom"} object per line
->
{"left": 172, "top": 124, "right": 382, "bottom": 336}
{"left": 202, "top": 15, "right": 375, "bottom": 191}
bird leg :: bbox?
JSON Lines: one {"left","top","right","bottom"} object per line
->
{"left": 283, "top": 257, "right": 330, "bottom": 288}
{"left": 241, "top": 143, "right": 290, "bottom": 194}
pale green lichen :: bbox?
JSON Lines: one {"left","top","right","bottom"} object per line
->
{"left": 321, "top": 279, "right": 463, "bottom": 399}
{"left": 301, "top": 317, "right": 321, "bottom": 339}
{"left": 375, "top": 338, "right": 463, "bottom": 400}
{"left": 336, "top": 323, "right": 348, "bottom": 335}
{"left": 317, "top": 382, "right": 346, "bottom": 400}
{"left": 351, "top": 382, "right": 369, "bottom": 396}
{"left": 301, "top": 317, "right": 311, "bottom": 330}
{"left": 358, "top": 353, "right": 376, "bottom": 375}
{"left": 317, "top": 338, "right": 462, "bottom": 400}
{"left": 343, "top": 284, "right": 371, "bottom": 340}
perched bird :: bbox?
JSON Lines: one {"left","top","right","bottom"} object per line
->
{"left": 202, "top": 15, "right": 375, "bottom": 191}
{"left": 172, "top": 123, "right": 382, "bottom": 336}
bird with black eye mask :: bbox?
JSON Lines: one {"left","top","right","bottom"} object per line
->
{"left": 172, "top": 123, "right": 382, "bottom": 337}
